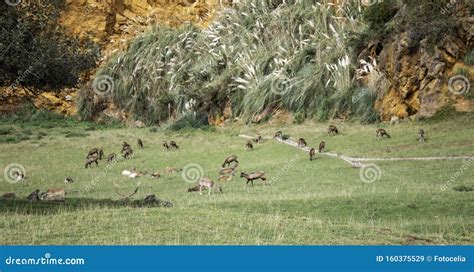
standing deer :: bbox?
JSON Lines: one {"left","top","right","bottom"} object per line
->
{"left": 376, "top": 128, "right": 390, "bottom": 139}
{"left": 309, "top": 148, "right": 316, "bottom": 161}
{"left": 246, "top": 140, "right": 254, "bottom": 150}
{"left": 138, "top": 139, "right": 144, "bottom": 148}
{"left": 121, "top": 142, "right": 131, "bottom": 153}
{"left": 198, "top": 178, "right": 223, "bottom": 195}
{"left": 87, "top": 148, "right": 103, "bottom": 160}
{"left": 222, "top": 155, "right": 239, "bottom": 168}
{"left": 240, "top": 171, "right": 267, "bottom": 186}
{"left": 318, "top": 141, "right": 325, "bottom": 153}
{"left": 123, "top": 148, "right": 133, "bottom": 159}
{"left": 418, "top": 129, "right": 425, "bottom": 142}
{"left": 328, "top": 125, "right": 339, "bottom": 135}
{"left": 298, "top": 138, "right": 307, "bottom": 148}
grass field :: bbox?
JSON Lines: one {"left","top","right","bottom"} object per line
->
{"left": 0, "top": 113, "right": 473, "bottom": 245}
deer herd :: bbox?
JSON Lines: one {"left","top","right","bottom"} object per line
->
{"left": 3, "top": 124, "right": 427, "bottom": 201}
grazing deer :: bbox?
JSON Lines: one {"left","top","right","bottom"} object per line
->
{"left": 418, "top": 129, "right": 425, "bottom": 142}
{"left": 198, "top": 178, "right": 223, "bottom": 195}
{"left": 240, "top": 171, "right": 267, "bottom": 186}
{"left": 188, "top": 185, "right": 202, "bottom": 192}
{"left": 273, "top": 131, "right": 283, "bottom": 139}
{"left": 318, "top": 141, "right": 325, "bottom": 153}
{"left": 26, "top": 189, "right": 40, "bottom": 201}
{"left": 328, "top": 125, "right": 339, "bottom": 135}
{"left": 87, "top": 148, "right": 103, "bottom": 160}
{"left": 2, "top": 192, "right": 15, "bottom": 199}
{"left": 123, "top": 148, "right": 133, "bottom": 159}
{"left": 85, "top": 155, "right": 99, "bottom": 168}
{"left": 40, "top": 188, "right": 66, "bottom": 201}
{"left": 138, "top": 139, "right": 144, "bottom": 149}
{"left": 309, "top": 148, "right": 316, "bottom": 161}
{"left": 218, "top": 166, "right": 237, "bottom": 182}
{"left": 64, "top": 177, "right": 74, "bottom": 184}
{"left": 107, "top": 153, "right": 117, "bottom": 163}
{"left": 246, "top": 140, "right": 254, "bottom": 150}
{"left": 121, "top": 142, "right": 131, "bottom": 153}
{"left": 222, "top": 155, "right": 239, "bottom": 168}
{"left": 169, "top": 141, "right": 179, "bottom": 149}
{"left": 376, "top": 128, "right": 390, "bottom": 139}
{"left": 298, "top": 138, "right": 307, "bottom": 148}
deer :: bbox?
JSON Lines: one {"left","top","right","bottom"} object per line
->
{"left": 273, "top": 131, "right": 283, "bottom": 139}
{"left": 85, "top": 155, "right": 99, "bottom": 168}
{"left": 254, "top": 134, "right": 263, "bottom": 143}
{"left": 40, "top": 188, "right": 66, "bottom": 201}
{"left": 198, "top": 178, "right": 223, "bottom": 195}
{"left": 309, "top": 148, "right": 316, "bottom": 161}
{"left": 246, "top": 140, "right": 254, "bottom": 150}
{"left": 151, "top": 172, "right": 161, "bottom": 178}
{"left": 418, "top": 129, "right": 425, "bottom": 142}
{"left": 188, "top": 185, "right": 202, "bottom": 192}
{"left": 121, "top": 142, "right": 131, "bottom": 153}
{"left": 87, "top": 148, "right": 103, "bottom": 160}
{"left": 64, "top": 177, "right": 74, "bottom": 184}
{"left": 2, "top": 192, "right": 15, "bottom": 199}
{"left": 222, "top": 155, "right": 239, "bottom": 168}
{"left": 107, "top": 153, "right": 117, "bottom": 163}
{"left": 123, "top": 148, "right": 133, "bottom": 159}
{"left": 138, "top": 139, "right": 144, "bottom": 149}
{"left": 162, "top": 141, "right": 170, "bottom": 150}
{"left": 328, "top": 125, "right": 339, "bottom": 135}
{"left": 298, "top": 138, "right": 307, "bottom": 148}
{"left": 240, "top": 171, "right": 267, "bottom": 186}
{"left": 376, "top": 128, "right": 390, "bottom": 139}
{"left": 169, "top": 141, "right": 179, "bottom": 149}
{"left": 318, "top": 141, "right": 325, "bottom": 153}
{"left": 26, "top": 189, "right": 40, "bottom": 201}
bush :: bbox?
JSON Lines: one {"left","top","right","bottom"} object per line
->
{"left": 167, "top": 112, "right": 210, "bottom": 131}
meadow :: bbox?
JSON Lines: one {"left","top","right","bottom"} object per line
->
{"left": 0, "top": 113, "right": 473, "bottom": 245}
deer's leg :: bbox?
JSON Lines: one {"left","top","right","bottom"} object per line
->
{"left": 199, "top": 186, "right": 203, "bottom": 195}
{"left": 208, "top": 186, "right": 211, "bottom": 195}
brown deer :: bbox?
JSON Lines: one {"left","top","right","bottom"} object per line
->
{"left": 246, "top": 140, "right": 254, "bottom": 150}
{"left": 309, "top": 148, "right": 316, "bottom": 161}
{"left": 273, "top": 131, "right": 283, "bottom": 139}
{"left": 85, "top": 155, "right": 99, "bottom": 168}
{"left": 123, "top": 148, "right": 133, "bottom": 159}
{"left": 87, "top": 148, "right": 103, "bottom": 160}
{"left": 26, "top": 189, "right": 40, "bottom": 201}
{"left": 198, "top": 178, "right": 223, "bottom": 195}
{"left": 376, "top": 128, "right": 390, "bottom": 139}
{"left": 318, "top": 141, "right": 326, "bottom": 153}
{"left": 222, "top": 155, "right": 239, "bottom": 168}
{"left": 418, "top": 129, "right": 425, "bottom": 142}
{"left": 121, "top": 142, "right": 131, "bottom": 153}
{"left": 298, "top": 138, "right": 307, "bottom": 148}
{"left": 107, "top": 153, "right": 117, "bottom": 163}
{"left": 218, "top": 166, "right": 237, "bottom": 182}
{"left": 328, "top": 125, "right": 339, "bottom": 135}
{"left": 138, "top": 139, "right": 144, "bottom": 148}
{"left": 162, "top": 141, "right": 170, "bottom": 150}
{"left": 40, "top": 188, "right": 66, "bottom": 201}
{"left": 2, "top": 192, "right": 15, "bottom": 199}
{"left": 169, "top": 141, "right": 179, "bottom": 149}
{"left": 188, "top": 185, "right": 202, "bottom": 192}
{"left": 240, "top": 171, "right": 267, "bottom": 186}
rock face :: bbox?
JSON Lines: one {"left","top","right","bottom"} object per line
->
{"left": 358, "top": 2, "right": 473, "bottom": 120}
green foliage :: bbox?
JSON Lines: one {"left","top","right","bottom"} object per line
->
{"left": 464, "top": 51, "right": 474, "bottom": 65}
{"left": 352, "top": 88, "right": 380, "bottom": 124}
{"left": 166, "top": 112, "right": 210, "bottom": 131}
{"left": 80, "top": 0, "right": 363, "bottom": 124}
{"left": 362, "top": 0, "right": 398, "bottom": 30}
{"left": 0, "top": 0, "right": 99, "bottom": 94}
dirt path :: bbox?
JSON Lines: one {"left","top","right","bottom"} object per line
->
{"left": 239, "top": 134, "right": 473, "bottom": 168}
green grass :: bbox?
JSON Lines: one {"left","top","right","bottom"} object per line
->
{"left": 0, "top": 114, "right": 473, "bottom": 245}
